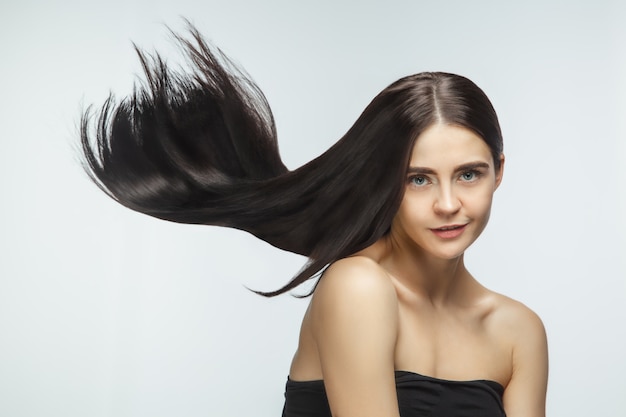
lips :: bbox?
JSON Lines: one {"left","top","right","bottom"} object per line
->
{"left": 430, "top": 224, "right": 467, "bottom": 239}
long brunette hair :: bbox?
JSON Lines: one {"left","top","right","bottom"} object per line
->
{"left": 80, "top": 26, "right": 503, "bottom": 296}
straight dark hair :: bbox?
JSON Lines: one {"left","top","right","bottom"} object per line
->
{"left": 80, "top": 25, "right": 503, "bottom": 296}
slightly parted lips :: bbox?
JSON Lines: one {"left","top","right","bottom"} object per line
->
{"left": 430, "top": 224, "right": 468, "bottom": 239}
{"left": 432, "top": 224, "right": 466, "bottom": 231}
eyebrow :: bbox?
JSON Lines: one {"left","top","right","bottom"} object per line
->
{"left": 406, "top": 161, "right": 491, "bottom": 175}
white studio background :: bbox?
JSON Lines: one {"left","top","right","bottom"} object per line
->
{"left": 0, "top": 1, "right": 624, "bottom": 416}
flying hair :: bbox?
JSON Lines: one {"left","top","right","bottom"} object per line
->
{"left": 80, "top": 24, "right": 503, "bottom": 296}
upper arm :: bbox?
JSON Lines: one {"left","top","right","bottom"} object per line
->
{"left": 502, "top": 305, "right": 549, "bottom": 417}
{"left": 310, "top": 257, "right": 400, "bottom": 417}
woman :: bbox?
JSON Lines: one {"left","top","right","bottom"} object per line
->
{"left": 80, "top": 26, "right": 548, "bottom": 417}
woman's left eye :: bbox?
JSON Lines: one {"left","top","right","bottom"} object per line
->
{"left": 460, "top": 171, "right": 479, "bottom": 181}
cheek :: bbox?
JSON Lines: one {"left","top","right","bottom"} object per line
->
{"left": 463, "top": 189, "right": 495, "bottom": 220}
{"left": 394, "top": 196, "right": 429, "bottom": 229}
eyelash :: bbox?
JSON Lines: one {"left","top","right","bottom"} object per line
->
{"left": 459, "top": 170, "right": 483, "bottom": 182}
{"left": 408, "top": 175, "right": 430, "bottom": 187}
{"left": 407, "top": 170, "right": 483, "bottom": 187}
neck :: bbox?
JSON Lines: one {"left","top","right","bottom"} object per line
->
{"left": 375, "top": 236, "right": 474, "bottom": 306}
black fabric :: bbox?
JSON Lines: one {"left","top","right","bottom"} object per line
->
{"left": 282, "top": 370, "right": 506, "bottom": 417}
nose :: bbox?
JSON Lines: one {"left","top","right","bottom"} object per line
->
{"left": 433, "top": 185, "right": 461, "bottom": 215}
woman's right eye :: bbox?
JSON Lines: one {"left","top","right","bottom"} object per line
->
{"left": 409, "top": 176, "right": 428, "bottom": 187}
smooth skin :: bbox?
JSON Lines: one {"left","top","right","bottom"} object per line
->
{"left": 288, "top": 124, "right": 548, "bottom": 417}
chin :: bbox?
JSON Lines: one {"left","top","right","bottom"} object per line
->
{"left": 421, "top": 240, "right": 471, "bottom": 261}
{"left": 432, "top": 250, "right": 466, "bottom": 261}
{"left": 426, "top": 232, "right": 482, "bottom": 260}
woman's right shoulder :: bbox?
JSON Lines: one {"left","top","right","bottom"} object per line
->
{"left": 304, "top": 258, "right": 401, "bottom": 417}
{"left": 316, "top": 256, "right": 396, "bottom": 296}
{"left": 310, "top": 256, "right": 398, "bottom": 323}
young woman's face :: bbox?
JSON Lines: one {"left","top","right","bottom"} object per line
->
{"left": 390, "top": 123, "right": 504, "bottom": 260}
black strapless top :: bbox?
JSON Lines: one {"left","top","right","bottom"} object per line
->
{"left": 282, "top": 370, "right": 506, "bottom": 417}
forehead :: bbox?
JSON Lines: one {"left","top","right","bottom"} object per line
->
{"left": 409, "top": 124, "right": 492, "bottom": 167}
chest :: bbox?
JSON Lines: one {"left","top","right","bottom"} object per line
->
{"left": 393, "top": 302, "right": 512, "bottom": 386}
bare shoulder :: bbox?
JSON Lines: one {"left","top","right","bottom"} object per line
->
{"left": 311, "top": 256, "right": 398, "bottom": 317}
{"left": 486, "top": 292, "right": 548, "bottom": 416}
{"left": 307, "top": 256, "right": 401, "bottom": 416}
{"left": 486, "top": 292, "right": 547, "bottom": 345}
{"left": 309, "top": 255, "right": 399, "bottom": 339}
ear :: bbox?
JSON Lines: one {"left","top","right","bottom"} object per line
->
{"left": 494, "top": 154, "right": 505, "bottom": 190}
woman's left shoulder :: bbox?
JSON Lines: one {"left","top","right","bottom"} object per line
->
{"left": 482, "top": 295, "right": 548, "bottom": 415}
{"left": 483, "top": 291, "right": 548, "bottom": 361}
{"left": 485, "top": 292, "right": 546, "bottom": 339}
